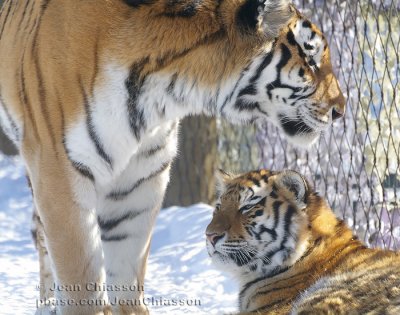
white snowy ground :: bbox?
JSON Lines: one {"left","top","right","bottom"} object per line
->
{"left": 0, "top": 154, "right": 237, "bottom": 315}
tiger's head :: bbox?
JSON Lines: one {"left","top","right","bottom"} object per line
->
{"left": 205, "top": 169, "right": 337, "bottom": 279}
{"left": 98, "top": 0, "right": 346, "bottom": 146}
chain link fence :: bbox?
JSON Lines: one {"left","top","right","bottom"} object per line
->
{"left": 219, "top": 0, "right": 400, "bottom": 250}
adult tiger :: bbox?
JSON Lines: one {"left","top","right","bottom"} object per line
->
{"left": 206, "top": 169, "right": 400, "bottom": 314}
{"left": 0, "top": 0, "right": 345, "bottom": 314}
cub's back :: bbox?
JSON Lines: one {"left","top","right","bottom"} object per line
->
{"left": 292, "top": 251, "right": 400, "bottom": 315}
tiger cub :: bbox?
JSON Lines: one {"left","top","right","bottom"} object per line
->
{"left": 206, "top": 169, "right": 400, "bottom": 314}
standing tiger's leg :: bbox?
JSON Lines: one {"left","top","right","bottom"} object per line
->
{"left": 29, "top": 176, "right": 55, "bottom": 302}
{"left": 96, "top": 124, "right": 178, "bottom": 315}
{"left": 31, "top": 206, "right": 55, "bottom": 302}
{"left": 23, "top": 148, "right": 109, "bottom": 315}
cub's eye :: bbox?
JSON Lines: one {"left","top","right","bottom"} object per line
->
{"left": 239, "top": 204, "right": 254, "bottom": 213}
{"left": 214, "top": 204, "right": 221, "bottom": 213}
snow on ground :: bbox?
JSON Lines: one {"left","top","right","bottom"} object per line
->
{"left": 0, "top": 154, "right": 237, "bottom": 314}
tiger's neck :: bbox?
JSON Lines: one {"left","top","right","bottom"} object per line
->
{"left": 289, "top": 195, "right": 367, "bottom": 278}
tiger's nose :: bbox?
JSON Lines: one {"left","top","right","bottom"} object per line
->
{"left": 206, "top": 232, "right": 225, "bottom": 247}
{"left": 331, "top": 106, "right": 344, "bottom": 121}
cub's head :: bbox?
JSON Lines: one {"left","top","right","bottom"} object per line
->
{"left": 206, "top": 169, "right": 315, "bottom": 277}
{"left": 100, "top": 0, "right": 346, "bottom": 146}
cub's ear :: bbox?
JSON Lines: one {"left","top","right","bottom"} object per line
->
{"left": 237, "top": 0, "right": 292, "bottom": 35}
{"left": 274, "top": 170, "right": 309, "bottom": 208}
{"left": 215, "top": 169, "right": 234, "bottom": 196}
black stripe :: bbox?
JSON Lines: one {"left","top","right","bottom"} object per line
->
{"left": 24, "top": 0, "right": 35, "bottom": 33}
{"left": 249, "top": 51, "right": 274, "bottom": 84}
{"left": 238, "top": 84, "right": 257, "bottom": 97}
{"left": 17, "top": 0, "right": 32, "bottom": 30}
{"left": 62, "top": 133, "right": 95, "bottom": 182}
{"left": 283, "top": 205, "right": 295, "bottom": 236}
{"left": 255, "top": 275, "right": 311, "bottom": 301}
{"left": 303, "top": 42, "right": 314, "bottom": 50}
{"left": 239, "top": 266, "right": 289, "bottom": 307}
{"left": 79, "top": 77, "right": 113, "bottom": 168}
{"left": 297, "top": 237, "right": 322, "bottom": 263}
{"left": 272, "top": 200, "right": 281, "bottom": 228}
{"left": 70, "top": 160, "right": 95, "bottom": 181}
{"left": 155, "top": 29, "right": 224, "bottom": 71}
{"left": 0, "top": 0, "right": 12, "bottom": 41}
{"left": 98, "top": 209, "right": 146, "bottom": 232}
{"left": 139, "top": 144, "right": 166, "bottom": 158}
{"left": 90, "top": 32, "right": 100, "bottom": 96}
{"left": 265, "top": 44, "right": 292, "bottom": 99}
{"left": 286, "top": 30, "right": 297, "bottom": 46}
{"left": 288, "top": 88, "right": 316, "bottom": 101}
{"left": 9, "top": 0, "right": 18, "bottom": 22}
{"left": 138, "top": 123, "right": 177, "bottom": 158}
{"left": 126, "top": 59, "right": 148, "bottom": 139}
{"left": 254, "top": 224, "right": 277, "bottom": 241}
{"left": 166, "top": 73, "right": 178, "bottom": 95}
{"left": 31, "top": 0, "right": 57, "bottom": 149}
{"left": 101, "top": 234, "right": 129, "bottom": 242}
{"left": 33, "top": 43, "right": 57, "bottom": 150}
{"left": 55, "top": 91, "right": 65, "bottom": 141}
{"left": 311, "top": 31, "right": 316, "bottom": 40}
{"left": 18, "top": 49, "right": 40, "bottom": 141}
{"left": 219, "top": 64, "right": 249, "bottom": 114}
{"left": 107, "top": 161, "right": 171, "bottom": 201}
{"left": 256, "top": 268, "right": 315, "bottom": 296}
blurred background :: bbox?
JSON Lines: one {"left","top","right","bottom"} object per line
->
{"left": 0, "top": 0, "right": 399, "bottom": 250}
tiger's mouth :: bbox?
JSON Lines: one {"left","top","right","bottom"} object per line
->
{"left": 277, "top": 111, "right": 330, "bottom": 146}
{"left": 279, "top": 115, "right": 315, "bottom": 136}
{"left": 207, "top": 239, "right": 258, "bottom": 267}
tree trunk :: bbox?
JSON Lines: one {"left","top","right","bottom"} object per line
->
{"left": 164, "top": 116, "right": 217, "bottom": 207}
{"left": 0, "top": 128, "right": 17, "bottom": 156}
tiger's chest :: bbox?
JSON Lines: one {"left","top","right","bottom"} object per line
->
{"left": 63, "top": 64, "right": 181, "bottom": 188}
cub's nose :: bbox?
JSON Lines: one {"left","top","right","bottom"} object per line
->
{"left": 331, "top": 106, "right": 344, "bottom": 120}
{"left": 206, "top": 232, "right": 225, "bottom": 247}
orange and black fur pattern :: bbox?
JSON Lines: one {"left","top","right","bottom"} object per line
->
{"left": 0, "top": 0, "right": 345, "bottom": 314}
{"left": 206, "top": 169, "right": 400, "bottom": 314}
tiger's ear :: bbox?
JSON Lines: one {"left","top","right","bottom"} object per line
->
{"left": 260, "top": 0, "right": 293, "bottom": 38}
{"left": 237, "top": 0, "right": 292, "bottom": 36}
{"left": 274, "top": 170, "right": 309, "bottom": 208}
{"left": 215, "top": 169, "right": 234, "bottom": 196}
